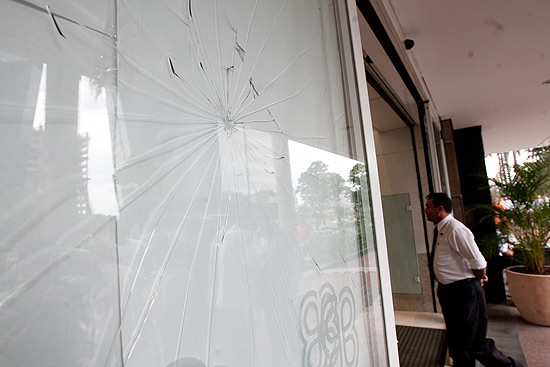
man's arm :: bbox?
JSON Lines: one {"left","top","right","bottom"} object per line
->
{"left": 451, "top": 227, "right": 488, "bottom": 285}
{"left": 472, "top": 267, "right": 488, "bottom": 286}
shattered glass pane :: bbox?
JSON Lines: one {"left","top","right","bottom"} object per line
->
{"left": 0, "top": 1, "right": 389, "bottom": 366}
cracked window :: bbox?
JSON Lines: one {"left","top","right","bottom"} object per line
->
{"left": 0, "top": 1, "right": 389, "bottom": 366}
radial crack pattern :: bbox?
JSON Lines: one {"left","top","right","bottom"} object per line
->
{"left": 0, "top": 1, "right": 389, "bottom": 366}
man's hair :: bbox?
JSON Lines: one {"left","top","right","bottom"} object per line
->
{"left": 426, "top": 192, "right": 453, "bottom": 213}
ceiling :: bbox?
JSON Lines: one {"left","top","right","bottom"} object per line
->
{"left": 379, "top": 0, "right": 550, "bottom": 154}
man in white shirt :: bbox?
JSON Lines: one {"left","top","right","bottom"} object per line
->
{"left": 425, "top": 193, "right": 524, "bottom": 367}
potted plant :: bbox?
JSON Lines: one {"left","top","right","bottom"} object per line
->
{"left": 485, "top": 147, "right": 550, "bottom": 326}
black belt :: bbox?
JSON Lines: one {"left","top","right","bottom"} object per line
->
{"left": 439, "top": 278, "right": 476, "bottom": 287}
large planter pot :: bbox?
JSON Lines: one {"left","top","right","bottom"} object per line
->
{"left": 505, "top": 265, "right": 550, "bottom": 327}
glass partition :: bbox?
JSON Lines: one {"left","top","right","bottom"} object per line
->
{"left": 0, "top": 1, "right": 389, "bottom": 366}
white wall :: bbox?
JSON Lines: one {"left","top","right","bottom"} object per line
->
{"left": 375, "top": 126, "right": 429, "bottom": 255}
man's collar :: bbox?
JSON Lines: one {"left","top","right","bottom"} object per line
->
{"left": 436, "top": 213, "right": 453, "bottom": 229}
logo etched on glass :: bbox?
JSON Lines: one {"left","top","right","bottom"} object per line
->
{"left": 300, "top": 283, "right": 359, "bottom": 367}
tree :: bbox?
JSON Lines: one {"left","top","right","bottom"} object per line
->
{"left": 295, "top": 161, "right": 345, "bottom": 228}
{"left": 482, "top": 147, "right": 550, "bottom": 274}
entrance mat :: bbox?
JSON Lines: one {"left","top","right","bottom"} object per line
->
{"left": 396, "top": 325, "right": 447, "bottom": 367}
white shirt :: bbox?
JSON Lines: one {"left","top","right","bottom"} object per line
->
{"left": 433, "top": 214, "right": 487, "bottom": 285}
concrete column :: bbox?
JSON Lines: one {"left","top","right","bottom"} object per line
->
{"left": 440, "top": 119, "right": 465, "bottom": 222}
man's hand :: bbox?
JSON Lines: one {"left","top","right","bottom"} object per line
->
{"left": 479, "top": 274, "right": 489, "bottom": 286}
{"left": 472, "top": 268, "right": 488, "bottom": 286}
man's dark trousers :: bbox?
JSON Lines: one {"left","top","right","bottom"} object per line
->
{"left": 437, "top": 278, "right": 524, "bottom": 367}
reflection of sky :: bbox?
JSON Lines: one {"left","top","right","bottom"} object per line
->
{"left": 77, "top": 76, "right": 118, "bottom": 216}
{"left": 288, "top": 140, "right": 359, "bottom": 188}
{"left": 32, "top": 63, "right": 46, "bottom": 131}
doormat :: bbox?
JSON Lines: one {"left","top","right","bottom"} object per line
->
{"left": 396, "top": 325, "right": 447, "bottom": 367}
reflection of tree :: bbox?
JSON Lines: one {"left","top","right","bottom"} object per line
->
{"left": 295, "top": 161, "right": 345, "bottom": 228}
{"left": 349, "top": 163, "right": 369, "bottom": 251}
{"left": 293, "top": 161, "right": 375, "bottom": 264}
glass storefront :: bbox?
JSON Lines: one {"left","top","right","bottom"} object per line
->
{"left": 1, "top": 1, "right": 390, "bottom": 366}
